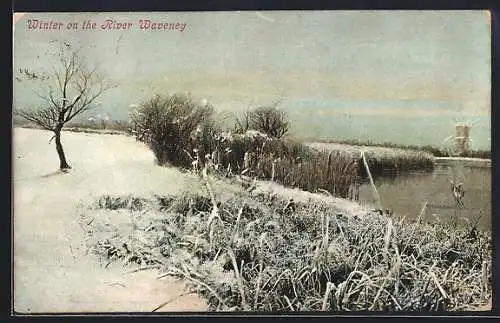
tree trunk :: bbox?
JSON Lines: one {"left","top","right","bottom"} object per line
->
{"left": 54, "top": 130, "right": 71, "bottom": 171}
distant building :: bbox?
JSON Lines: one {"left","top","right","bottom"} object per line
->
{"left": 454, "top": 123, "right": 471, "bottom": 154}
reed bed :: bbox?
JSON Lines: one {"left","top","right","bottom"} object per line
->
{"left": 134, "top": 124, "right": 360, "bottom": 199}
{"left": 223, "top": 133, "right": 359, "bottom": 199}
{"left": 83, "top": 188, "right": 491, "bottom": 312}
{"left": 318, "top": 139, "right": 491, "bottom": 160}
{"left": 360, "top": 149, "right": 435, "bottom": 178}
{"left": 308, "top": 142, "right": 435, "bottom": 178}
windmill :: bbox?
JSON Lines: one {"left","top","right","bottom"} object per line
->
{"left": 440, "top": 118, "right": 480, "bottom": 156}
{"left": 439, "top": 118, "right": 479, "bottom": 216}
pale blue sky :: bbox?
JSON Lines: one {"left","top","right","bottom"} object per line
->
{"left": 13, "top": 11, "right": 491, "bottom": 148}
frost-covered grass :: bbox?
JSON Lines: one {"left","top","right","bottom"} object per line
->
{"left": 83, "top": 183, "right": 491, "bottom": 312}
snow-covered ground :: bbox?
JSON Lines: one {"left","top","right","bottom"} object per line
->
{"left": 13, "top": 128, "right": 208, "bottom": 313}
{"left": 13, "top": 127, "right": 371, "bottom": 313}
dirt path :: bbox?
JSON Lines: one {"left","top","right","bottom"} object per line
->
{"left": 13, "top": 128, "right": 208, "bottom": 313}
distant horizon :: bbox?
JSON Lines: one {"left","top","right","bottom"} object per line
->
{"left": 13, "top": 11, "right": 491, "bottom": 150}
{"left": 13, "top": 107, "right": 491, "bottom": 152}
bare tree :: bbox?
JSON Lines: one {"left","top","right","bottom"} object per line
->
{"left": 14, "top": 42, "right": 112, "bottom": 171}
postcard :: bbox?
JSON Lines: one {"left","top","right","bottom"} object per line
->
{"left": 12, "top": 11, "right": 492, "bottom": 313}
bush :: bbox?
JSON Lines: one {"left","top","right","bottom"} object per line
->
{"left": 234, "top": 102, "right": 289, "bottom": 139}
{"left": 132, "top": 94, "right": 358, "bottom": 197}
{"left": 130, "top": 93, "right": 216, "bottom": 167}
{"left": 459, "top": 150, "right": 491, "bottom": 159}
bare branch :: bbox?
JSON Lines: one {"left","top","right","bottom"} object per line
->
{"left": 16, "top": 42, "right": 110, "bottom": 131}
{"left": 14, "top": 106, "right": 58, "bottom": 131}
{"left": 47, "top": 89, "right": 63, "bottom": 111}
{"left": 52, "top": 65, "right": 64, "bottom": 95}
{"left": 64, "top": 69, "right": 108, "bottom": 123}
{"left": 65, "top": 86, "right": 103, "bottom": 122}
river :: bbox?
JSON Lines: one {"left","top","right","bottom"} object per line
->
{"left": 358, "top": 161, "right": 491, "bottom": 231}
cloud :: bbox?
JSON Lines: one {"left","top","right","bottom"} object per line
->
{"left": 312, "top": 106, "right": 489, "bottom": 119}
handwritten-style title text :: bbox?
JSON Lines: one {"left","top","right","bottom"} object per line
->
{"left": 27, "top": 19, "right": 188, "bottom": 32}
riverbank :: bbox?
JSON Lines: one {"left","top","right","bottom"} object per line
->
{"left": 13, "top": 128, "right": 492, "bottom": 312}
{"left": 84, "top": 179, "right": 492, "bottom": 311}
{"left": 435, "top": 157, "right": 491, "bottom": 168}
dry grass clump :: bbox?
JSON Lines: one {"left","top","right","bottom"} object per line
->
{"left": 94, "top": 194, "right": 150, "bottom": 211}
{"left": 83, "top": 190, "right": 491, "bottom": 312}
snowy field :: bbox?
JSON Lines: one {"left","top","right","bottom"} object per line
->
{"left": 13, "top": 127, "right": 208, "bottom": 313}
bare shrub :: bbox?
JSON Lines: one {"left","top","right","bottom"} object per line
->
{"left": 130, "top": 93, "right": 215, "bottom": 167}
{"left": 234, "top": 102, "right": 289, "bottom": 139}
{"left": 67, "top": 119, "right": 130, "bottom": 132}
{"left": 132, "top": 95, "right": 357, "bottom": 197}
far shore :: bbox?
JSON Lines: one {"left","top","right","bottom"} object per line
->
{"left": 435, "top": 156, "right": 491, "bottom": 168}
